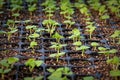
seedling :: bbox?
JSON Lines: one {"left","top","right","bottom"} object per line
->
{"left": 69, "top": 28, "right": 81, "bottom": 42}
{"left": 26, "top": 25, "right": 37, "bottom": 34}
{"left": 50, "top": 42, "right": 67, "bottom": 62}
{"left": 75, "top": 1, "right": 90, "bottom": 16}
{"left": 49, "top": 52, "right": 65, "bottom": 61}
{"left": 73, "top": 41, "right": 82, "bottom": 50}
{"left": 0, "top": 27, "right": 18, "bottom": 41}
{"left": 76, "top": 45, "right": 90, "bottom": 56}
{"left": 63, "top": 20, "right": 75, "bottom": 28}
{"left": 99, "top": 49, "right": 118, "bottom": 59}
{"left": 25, "top": 58, "right": 43, "bottom": 72}
{"left": 29, "top": 41, "right": 38, "bottom": 54}
{"left": 110, "top": 30, "right": 120, "bottom": 44}
{"left": 42, "top": 19, "right": 59, "bottom": 37}
{"left": 7, "top": 19, "right": 15, "bottom": 28}
{"left": 107, "top": 56, "right": 120, "bottom": 80}
{"left": 41, "top": 0, "right": 58, "bottom": 19}
{"left": 100, "top": 14, "right": 110, "bottom": 20}
{"left": 28, "top": 33, "right": 39, "bottom": 41}
{"left": 60, "top": 0, "right": 74, "bottom": 18}
{"left": 10, "top": 0, "right": 23, "bottom": 13}
{"left": 52, "top": 32, "right": 64, "bottom": 43}
{"left": 47, "top": 67, "right": 73, "bottom": 80}
{"left": 86, "top": 25, "right": 96, "bottom": 39}
{"left": 90, "top": 42, "right": 100, "bottom": 51}
{"left": 28, "top": 4, "right": 37, "bottom": 17}
{"left": 0, "top": 57, "right": 19, "bottom": 80}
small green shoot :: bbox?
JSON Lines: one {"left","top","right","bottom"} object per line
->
{"left": 76, "top": 45, "right": 90, "bottom": 56}
{"left": 25, "top": 58, "right": 43, "bottom": 72}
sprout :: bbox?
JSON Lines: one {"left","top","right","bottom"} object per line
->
{"left": 52, "top": 32, "right": 64, "bottom": 43}
{"left": 50, "top": 42, "right": 67, "bottom": 62}
{"left": 91, "top": 42, "right": 99, "bottom": 51}
{"left": 25, "top": 58, "right": 43, "bottom": 72}
{"left": 76, "top": 45, "right": 90, "bottom": 56}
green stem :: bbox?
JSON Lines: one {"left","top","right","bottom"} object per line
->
{"left": 82, "top": 50, "right": 84, "bottom": 56}
{"left": 8, "top": 34, "right": 11, "bottom": 41}
{"left": 90, "top": 32, "right": 92, "bottom": 39}
{"left": 1, "top": 74, "right": 4, "bottom": 80}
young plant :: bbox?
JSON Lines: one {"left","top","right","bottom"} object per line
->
{"left": 28, "top": 32, "right": 39, "bottom": 41}
{"left": 0, "top": 57, "right": 19, "bottom": 80}
{"left": 41, "top": 0, "right": 58, "bottom": 19}
{"left": 52, "top": 32, "right": 64, "bottom": 43}
{"left": 86, "top": 25, "right": 96, "bottom": 39}
{"left": 49, "top": 52, "right": 65, "bottom": 61}
{"left": 0, "top": 27, "right": 18, "bottom": 41}
{"left": 42, "top": 19, "right": 59, "bottom": 37}
{"left": 25, "top": 58, "right": 43, "bottom": 72}
{"left": 76, "top": 45, "right": 90, "bottom": 56}
{"left": 63, "top": 20, "right": 75, "bottom": 28}
{"left": 26, "top": 25, "right": 37, "bottom": 34}
{"left": 49, "top": 42, "right": 67, "bottom": 62}
{"left": 10, "top": 0, "right": 23, "bottom": 12}
{"left": 69, "top": 28, "right": 81, "bottom": 42}
{"left": 29, "top": 41, "right": 38, "bottom": 54}
{"left": 75, "top": 1, "right": 90, "bottom": 17}
{"left": 99, "top": 49, "right": 118, "bottom": 59}
{"left": 107, "top": 56, "right": 120, "bottom": 80}
{"left": 47, "top": 67, "right": 73, "bottom": 80}
{"left": 28, "top": 4, "right": 37, "bottom": 17}
{"left": 73, "top": 41, "right": 82, "bottom": 50}
{"left": 110, "top": 30, "right": 120, "bottom": 44}
{"left": 90, "top": 42, "right": 100, "bottom": 51}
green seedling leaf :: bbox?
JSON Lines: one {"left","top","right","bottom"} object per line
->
{"left": 35, "top": 60, "right": 43, "bottom": 67}
{"left": 109, "top": 49, "right": 118, "bottom": 54}
{"left": 107, "top": 56, "right": 120, "bottom": 65}
{"left": 8, "top": 57, "right": 19, "bottom": 64}
{"left": 30, "top": 41, "right": 37, "bottom": 49}
{"left": 29, "top": 33, "right": 39, "bottom": 39}
{"left": 83, "top": 76, "right": 94, "bottom": 80}
{"left": 98, "top": 47, "right": 107, "bottom": 51}
{"left": 0, "top": 59, "right": 9, "bottom": 68}
{"left": 52, "top": 32, "right": 64, "bottom": 42}
{"left": 35, "top": 28, "right": 45, "bottom": 33}
{"left": 25, "top": 58, "right": 43, "bottom": 72}
{"left": 76, "top": 45, "right": 90, "bottom": 50}
{"left": 28, "top": 4, "right": 37, "bottom": 12}
{"left": 12, "top": 13, "right": 20, "bottom": 17}
{"left": 47, "top": 68, "right": 55, "bottom": 73}
{"left": 110, "top": 30, "right": 120, "bottom": 38}
{"left": 110, "top": 70, "right": 120, "bottom": 77}
{"left": 35, "top": 76, "right": 43, "bottom": 80}
{"left": 24, "top": 20, "right": 31, "bottom": 23}
{"left": 26, "top": 25, "right": 37, "bottom": 30}
{"left": 24, "top": 77, "right": 34, "bottom": 80}
{"left": 7, "top": 19, "right": 15, "bottom": 26}
{"left": 0, "top": 69, "right": 3, "bottom": 73}
{"left": 64, "top": 67, "right": 73, "bottom": 75}
{"left": 100, "top": 14, "right": 110, "bottom": 20}
{"left": 73, "top": 41, "right": 82, "bottom": 46}
{"left": 49, "top": 52, "right": 65, "bottom": 58}
{"left": 91, "top": 42, "right": 99, "bottom": 47}
{"left": 4, "top": 69, "right": 11, "bottom": 74}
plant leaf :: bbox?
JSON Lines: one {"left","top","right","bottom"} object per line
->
{"left": 110, "top": 70, "right": 120, "bottom": 77}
